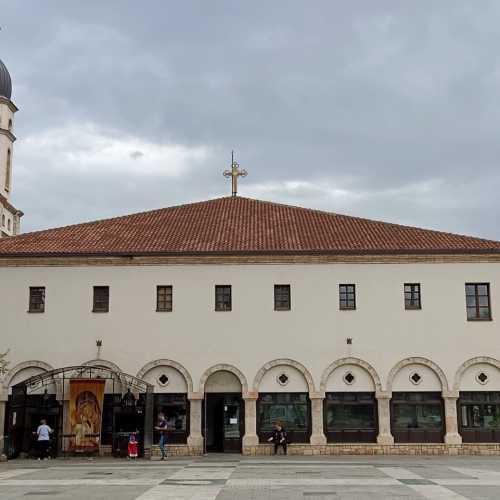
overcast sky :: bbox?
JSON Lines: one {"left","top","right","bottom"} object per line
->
{"left": 1, "top": 1, "right": 500, "bottom": 239}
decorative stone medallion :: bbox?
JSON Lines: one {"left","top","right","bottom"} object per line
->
{"left": 343, "top": 371, "right": 355, "bottom": 385}
{"left": 277, "top": 373, "right": 289, "bottom": 386}
{"left": 409, "top": 372, "right": 422, "bottom": 385}
{"left": 476, "top": 371, "right": 489, "bottom": 385}
{"left": 157, "top": 374, "right": 170, "bottom": 387}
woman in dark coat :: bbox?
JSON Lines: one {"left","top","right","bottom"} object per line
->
{"left": 268, "top": 421, "right": 288, "bottom": 455}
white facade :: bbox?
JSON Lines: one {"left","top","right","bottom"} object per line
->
{"left": 1, "top": 258, "right": 500, "bottom": 454}
{"left": 1, "top": 261, "right": 497, "bottom": 388}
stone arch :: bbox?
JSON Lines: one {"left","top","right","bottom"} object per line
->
{"left": 199, "top": 364, "right": 248, "bottom": 394}
{"left": 387, "top": 357, "right": 449, "bottom": 393}
{"left": 320, "top": 357, "right": 382, "bottom": 393}
{"left": 83, "top": 359, "right": 122, "bottom": 373}
{"left": 453, "top": 356, "right": 500, "bottom": 392}
{"left": 3, "top": 360, "right": 54, "bottom": 389}
{"left": 253, "top": 359, "right": 315, "bottom": 393}
{"left": 136, "top": 359, "right": 193, "bottom": 393}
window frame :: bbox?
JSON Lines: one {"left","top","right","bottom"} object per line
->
{"left": 92, "top": 285, "right": 110, "bottom": 313}
{"left": 215, "top": 285, "right": 232, "bottom": 312}
{"left": 156, "top": 285, "right": 173, "bottom": 312}
{"left": 28, "top": 286, "right": 45, "bottom": 313}
{"left": 339, "top": 284, "right": 356, "bottom": 310}
{"left": 404, "top": 283, "right": 422, "bottom": 310}
{"left": 274, "top": 284, "right": 291, "bottom": 311}
{"left": 465, "top": 283, "right": 492, "bottom": 321}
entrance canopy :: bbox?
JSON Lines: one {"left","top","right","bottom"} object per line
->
{"left": 7, "top": 365, "right": 155, "bottom": 459}
{"left": 11, "top": 365, "right": 153, "bottom": 397}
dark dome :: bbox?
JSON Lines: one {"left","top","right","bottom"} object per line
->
{"left": 0, "top": 59, "right": 12, "bottom": 99}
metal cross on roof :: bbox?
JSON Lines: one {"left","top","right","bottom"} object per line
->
{"left": 223, "top": 151, "right": 247, "bottom": 197}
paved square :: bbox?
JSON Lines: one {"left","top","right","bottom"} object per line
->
{"left": 2, "top": 455, "right": 500, "bottom": 499}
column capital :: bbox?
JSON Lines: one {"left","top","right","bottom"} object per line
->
{"left": 243, "top": 391, "right": 258, "bottom": 400}
{"left": 375, "top": 391, "right": 392, "bottom": 399}
{"left": 442, "top": 390, "right": 460, "bottom": 399}
{"left": 188, "top": 392, "right": 204, "bottom": 400}
{"left": 309, "top": 391, "right": 325, "bottom": 400}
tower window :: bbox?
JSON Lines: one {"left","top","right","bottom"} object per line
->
{"left": 5, "top": 148, "right": 11, "bottom": 191}
{"left": 1, "top": 214, "right": 4, "bottom": 226}
{"left": 8, "top": 119, "right": 12, "bottom": 132}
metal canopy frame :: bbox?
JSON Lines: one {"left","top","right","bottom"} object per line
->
{"left": 9, "top": 365, "right": 154, "bottom": 458}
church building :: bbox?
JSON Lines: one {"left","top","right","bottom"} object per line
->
{"left": 1, "top": 57, "right": 500, "bottom": 459}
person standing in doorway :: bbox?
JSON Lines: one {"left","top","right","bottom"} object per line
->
{"left": 34, "top": 419, "right": 53, "bottom": 460}
{"left": 267, "top": 421, "right": 288, "bottom": 455}
{"left": 155, "top": 413, "right": 168, "bottom": 460}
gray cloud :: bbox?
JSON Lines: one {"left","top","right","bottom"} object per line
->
{"left": 1, "top": 0, "right": 500, "bottom": 239}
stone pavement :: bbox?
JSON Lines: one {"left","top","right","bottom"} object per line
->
{"left": 2, "top": 455, "right": 500, "bottom": 499}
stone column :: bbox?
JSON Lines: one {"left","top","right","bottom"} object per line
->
{"left": 376, "top": 391, "right": 394, "bottom": 445}
{"left": 310, "top": 392, "right": 327, "bottom": 445}
{"left": 187, "top": 392, "right": 204, "bottom": 451}
{"left": 443, "top": 391, "right": 462, "bottom": 445}
{"left": 242, "top": 392, "right": 259, "bottom": 449}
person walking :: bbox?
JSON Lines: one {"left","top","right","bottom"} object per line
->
{"left": 34, "top": 419, "right": 53, "bottom": 460}
{"left": 155, "top": 413, "right": 168, "bottom": 460}
{"left": 267, "top": 421, "right": 288, "bottom": 455}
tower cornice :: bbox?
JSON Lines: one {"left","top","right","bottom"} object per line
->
{"left": 0, "top": 96, "right": 18, "bottom": 113}
{"left": 0, "top": 128, "right": 16, "bottom": 142}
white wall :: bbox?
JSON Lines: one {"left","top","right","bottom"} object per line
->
{"left": 1, "top": 261, "right": 499, "bottom": 393}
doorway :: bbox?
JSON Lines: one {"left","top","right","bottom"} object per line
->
{"left": 204, "top": 393, "right": 244, "bottom": 453}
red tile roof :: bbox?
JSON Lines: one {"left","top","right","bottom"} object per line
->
{"left": 0, "top": 196, "right": 499, "bottom": 257}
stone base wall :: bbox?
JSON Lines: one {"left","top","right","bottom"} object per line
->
{"left": 243, "top": 443, "right": 500, "bottom": 456}
{"left": 150, "top": 444, "right": 203, "bottom": 457}
{"left": 147, "top": 442, "right": 500, "bottom": 457}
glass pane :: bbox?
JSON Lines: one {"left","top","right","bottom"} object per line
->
{"left": 479, "top": 307, "right": 491, "bottom": 319}
{"left": 477, "top": 284, "right": 489, "bottom": 295}
{"left": 393, "top": 404, "right": 416, "bottom": 428}
{"left": 466, "top": 296, "right": 476, "bottom": 307}
{"left": 467, "top": 307, "right": 478, "bottom": 319}
{"left": 326, "top": 404, "right": 375, "bottom": 430}
{"left": 465, "top": 284, "right": 476, "bottom": 295}
{"left": 479, "top": 296, "right": 489, "bottom": 307}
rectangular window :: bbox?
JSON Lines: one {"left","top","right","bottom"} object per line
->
{"left": 28, "top": 286, "right": 45, "bottom": 313}
{"left": 466, "top": 283, "right": 491, "bottom": 321}
{"left": 93, "top": 286, "right": 109, "bottom": 313}
{"left": 274, "top": 284, "right": 291, "bottom": 311}
{"left": 156, "top": 285, "right": 173, "bottom": 312}
{"left": 215, "top": 285, "right": 231, "bottom": 311}
{"left": 339, "top": 284, "right": 356, "bottom": 310}
{"left": 404, "top": 283, "right": 421, "bottom": 310}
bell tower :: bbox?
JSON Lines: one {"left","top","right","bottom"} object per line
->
{"left": 0, "top": 58, "right": 22, "bottom": 237}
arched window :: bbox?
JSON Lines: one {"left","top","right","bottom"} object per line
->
{"left": 5, "top": 148, "right": 11, "bottom": 191}
{"left": 7, "top": 218, "right": 11, "bottom": 231}
{"left": 1, "top": 214, "right": 5, "bottom": 226}
{"left": 8, "top": 119, "right": 12, "bottom": 132}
